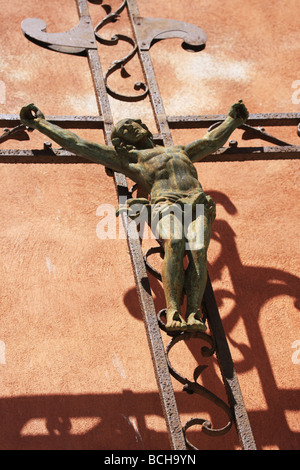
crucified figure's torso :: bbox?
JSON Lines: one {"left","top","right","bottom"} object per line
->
{"left": 137, "top": 146, "right": 201, "bottom": 197}
{"left": 20, "top": 101, "right": 248, "bottom": 332}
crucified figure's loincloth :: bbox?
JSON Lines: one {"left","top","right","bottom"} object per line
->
{"left": 150, "top": 188, "right": 216, "bottom": 233}
{"left": 117, "top": 188, "right": 215, "bottom": 229}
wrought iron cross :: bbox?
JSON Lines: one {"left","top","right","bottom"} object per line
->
{"left": 1, "top": 0, "right": 299, "bottom": 450}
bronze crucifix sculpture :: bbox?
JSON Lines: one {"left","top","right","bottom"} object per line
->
{"left": 20, "top": 100, "right": 248, "bottom": 333}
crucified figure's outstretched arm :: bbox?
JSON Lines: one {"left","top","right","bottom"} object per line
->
{"left": 20, "top": 103, "right": 142, "bottom": 182}
{"left": 184, "top": 100, "right": 249, "bottom": 162}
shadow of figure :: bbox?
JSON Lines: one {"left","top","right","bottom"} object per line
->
{"left": 0, "top": 390, "right": 233, "bottom": 450}
{"left": 123, "top": 190, "right": 300, "bottom": 450}
{"left": 0, "top": 391, "right": 169, "bottom": 450}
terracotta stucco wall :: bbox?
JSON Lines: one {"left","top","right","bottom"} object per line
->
{"left": 0, "top": 0, "right": 299, "bottom": 450}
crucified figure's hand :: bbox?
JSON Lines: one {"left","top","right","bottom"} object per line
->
{"left": 20, "top": 103, "right": 45, "bottom": 129}
{"left": 228, "top": 100, "right": 249, "bottom": 124}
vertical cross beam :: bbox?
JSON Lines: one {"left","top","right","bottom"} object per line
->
{"left": 76, "top": 0, "right": 187, "bottom": 450}
{"left": 126, "top": 0, "right": 174, "bottom": 147}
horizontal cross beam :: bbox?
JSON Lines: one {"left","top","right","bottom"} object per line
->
{"left": 1, "top": 111, "right": 299, "bottom": 129}
{"left": 168, "top": 112, "right": 300, "bottom": 128}
{"left": 0, "top": 146, "right": 299, "bottom": 164}
{"left": 1, "top": 114, "right": 299, "bottom": 162}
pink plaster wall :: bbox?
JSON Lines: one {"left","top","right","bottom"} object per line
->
{"left": 0, "top": 0, "right": 299, "bottom": 450}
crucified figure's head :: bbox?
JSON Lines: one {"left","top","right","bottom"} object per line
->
{"left": 111, "top": 118, "right": 155, "bottom": 152}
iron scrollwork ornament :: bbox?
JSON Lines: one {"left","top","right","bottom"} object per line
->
{"left": 21, "top": 0, "right": 207, "bottom": 102}
{"left": 166, "top": 333, "right": 233, "bottom": 448}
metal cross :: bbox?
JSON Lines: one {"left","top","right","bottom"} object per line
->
{"left": 1, "top": 0, "right": 299, "bottom": 450}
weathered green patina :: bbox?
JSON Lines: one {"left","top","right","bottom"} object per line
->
{"left": 20, "top": 101, "right": 248, "bottom": 332}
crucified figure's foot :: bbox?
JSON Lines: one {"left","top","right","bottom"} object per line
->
{"left": 165, "top": 310, "right": 187, "bottom": 332}
{"left": 186, "top": 310, "right": 207, "bottom": 332}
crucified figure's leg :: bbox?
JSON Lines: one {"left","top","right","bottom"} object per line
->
{"left": 184, "top": 211, "right": 212, "bottom": 331}
{"left": 156, "top": 211, "right": 187, "bottom": 331}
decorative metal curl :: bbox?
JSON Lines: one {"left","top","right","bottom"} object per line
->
{"left": 165, "top": 331, "right": 233, "bottom": 449}
{"left": 92, "top": 0, "right": 149, "bottom": 101}
{"left": 182, "top": 416, "right": 232, "bottom": 450}
{"left": 103, "top": 35, "right": 148, "bottom": 102}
